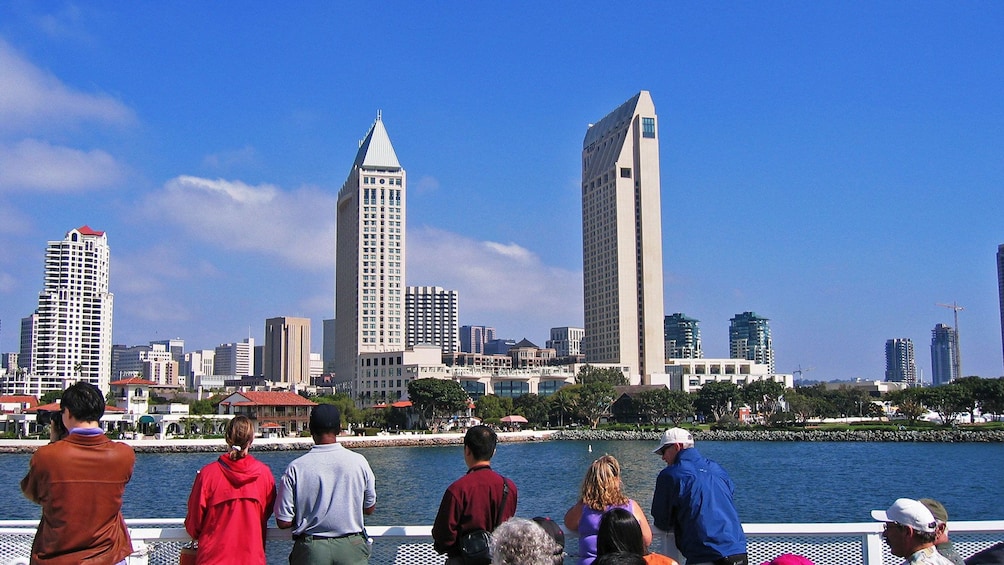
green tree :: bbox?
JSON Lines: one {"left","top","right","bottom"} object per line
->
{"left": 919, "top": 384, "right": 969, "bottom": 426}
{"left": 407, "top": 378, "right": 469, "bottom": 429}
{"left": 547, "top": 387, "right": 578, "bottom": 427}
{"left": 513, "top": 394, "right": 548, "bottom": 426}
{"left": 474, "top": 394, "right": 512, "bottom": 421}
{"left": 634, "top": 388, "right": 694, "bottom": 425}
{"left": 40, "top": 390, "right": 62, "bottom": 404}
{"left": 887, "top": 388, "right": 926, "bottom": 423}
{"left": 974, "top": 377, "right": 1004, "bottom": 419}
{"left": 695, "top": 381, "right": 741, "bottom": 422}
{"left": 742, "top": 379, "right": 785, "bottom": 421}
{"left": 575, "top": 380, "right": 617, "bottom": 429}
{"left": 783, "top": 391, "right": 814, "bottom": 424}
{"left": 576, "top": 365, "right": 628, "bottom": 386}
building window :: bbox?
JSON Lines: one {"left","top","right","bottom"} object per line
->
{"left": 620, "top": 168, "right": 631, "bottom": 178}
{"left": 642, "top": 117, "right": 655, "bottom": 138}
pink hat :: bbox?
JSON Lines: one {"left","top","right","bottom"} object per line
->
{"left": 759, "top": 555, "right": 815, "bottom": 565}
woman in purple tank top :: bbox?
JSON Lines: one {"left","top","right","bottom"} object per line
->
{"left": 564, "top": 455, "right": 654, "bottom": 565}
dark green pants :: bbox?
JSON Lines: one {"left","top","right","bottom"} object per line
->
{"left": 289, "top": 533, "right": 371, "bottom": 565}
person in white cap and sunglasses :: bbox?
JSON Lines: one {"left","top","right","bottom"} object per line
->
{"left": 872, "top": 498, "right": 955, "bottom": 565}
{"left": 650, "top": 428, "right": 747, "bottom": 565}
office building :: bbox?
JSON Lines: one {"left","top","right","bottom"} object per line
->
{"left": 885, "top": 338, "right": 916, "bottom": 385}
{"left": 322, "top": 318, "right": 336, "bottom": 373}
{"left": 664, "top": 313, "right": 702, "bottom": 359}
{"left": 581, "top": 91, "right": 665, "bottom": 383}
{"left": 19, "top": 313, "right": 37, "bottom": 372}
{"left": 32, "top": 226, "right": 114, "bottom": 393}
{"left": 263, "top": 316, "right": 312, "bottom": 386}
{"left": 214, "top": 338, "right": 254, "bottom": 378}
{"left": 150, "top": 338, "right": 185, "bottom": 365}
{"left": 112, "top": 343, "right": 172, "bottom": 378}
{"left": 180, "top": 349, "right": 215, "bottom": 390}
{"left": 334, "top": 114, "right": 406, "bottom": 392}
{"left": 931, "top": 323, "right": 958, "bottom": 386}
{"left": 460, "top": 325, "right": 496, "bottom": 354}
{"left": 547, "top": 327, "right": 585, "bottom": 357}
{"left": 729, "top": 312, "right": 774, "bottom": 372}
{"left": 405, "top": 286, "right": 459, "bottom": 354}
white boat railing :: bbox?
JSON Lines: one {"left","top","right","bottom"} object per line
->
{"left": 0, "top": 519, "right": 1001, "bottom": 565}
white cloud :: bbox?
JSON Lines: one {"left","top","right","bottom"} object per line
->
{"left": 202, "top": 145, "right": 259, "bottom": 171}
{"left": 407, "top": 226, "right": 582, "bottom": 338}
{"left": 0, "top": 201, "right": 32, "bottom": 233}
{"left": 145, "top": 175, "right": 336, "bottom": 270}
{"left": 0, "top": 38, "right": 134, "bottom": 134}
{"left": 0, "top": 139, "right": 126, "bottom": 192}
{"left": 0, "top": 272, "right": 15, "bottom": 293}
{"left": 413, "top": 175, "right": 440, "bottom": 195}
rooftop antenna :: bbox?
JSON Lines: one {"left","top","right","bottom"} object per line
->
{"left": 936, "top": 302, "right": 964, "bottom": 381}
{"left": 377, "top": 109, "right": 382, "bottom": 121}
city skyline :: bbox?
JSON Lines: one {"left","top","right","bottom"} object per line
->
{"left": 1, "top": 4, "right": 1003, "bottom": 381}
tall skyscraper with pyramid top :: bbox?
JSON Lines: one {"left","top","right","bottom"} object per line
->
{"left": 334, "top": 114, "right": 407, "bottom": 392}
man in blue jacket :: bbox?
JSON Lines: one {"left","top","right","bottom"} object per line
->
{"left": 651, "top": 428, "right": 748, "bottom": 565}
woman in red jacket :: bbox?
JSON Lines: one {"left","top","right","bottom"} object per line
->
{"left": 185, "top": 416, "right": 276, "bottom": 564}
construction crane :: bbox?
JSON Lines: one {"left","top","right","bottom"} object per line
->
{"left": 793, "top": 364, "right": 814, "bottom": 383}
{"left": 936, "top": 301, "right": 964, "bottom": 382}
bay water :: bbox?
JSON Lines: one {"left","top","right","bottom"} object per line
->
{"left": 3, "top": 440, "right": 1002, "bottom": 524}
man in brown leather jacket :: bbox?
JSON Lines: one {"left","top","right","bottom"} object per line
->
{"left": 21, "top": 381, "right": 136, "bottom": 565}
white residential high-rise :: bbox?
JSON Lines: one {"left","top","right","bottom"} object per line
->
{"left": 334, "top": 114, "right": 407, "bottom": 392}
{"left": 581, "top": 91, "right": 665, "bottom": 383}
{"left": 214, "top": 338, "right": 254, "bottom": 378}
{"left": 32, "top": 226, "right": 114, "bottom": 393}
{"left": 547, "top": 327, "right": 585, "bottom": 357}
{"left": 263, "top": 316, "right": 312, "bottom": 386}
{"left": 405, "top": 286, "right": 459, "bottom": 354}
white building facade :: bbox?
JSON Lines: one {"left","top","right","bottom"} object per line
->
{"left": 405, "top": 286, "right": 460, "bottom": 354}
{"left": 32, "top": 226, "right": 115, "bottom": 393}
{"left": 665, "top": 358, "right": 793, "bottom": 394}
{"left": 547, "top": 327, "right": 585, "bottom": 357}
{"left": 581, "top": 92, "right": 665, "bottom": 384}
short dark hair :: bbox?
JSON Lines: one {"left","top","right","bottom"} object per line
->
{"left": 594, "top": 552, "right": 646, "bottom": 565}
{"left": 597, "top": 508, "right": 645, "bottom": 556}
{"left": 309, "top": 404, "right": 341, "bottom": 436}
{"left": 60, "top": 381, "right": 105, "bottom": 423}
{"left": 464, "top": 425, "right": 497, "bottom": 461}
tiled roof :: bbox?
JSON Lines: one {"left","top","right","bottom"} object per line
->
{"left": 76, "top": 225, "right": 105, "bottom": 236}
{"left": 110, "top": 377, "right": 157, "bottom": 386}
{"left": 221, "top": 391, "right": 317, "bottom": 407}
{"left": 0, "top": 395, "right": 38, "bottom": 407}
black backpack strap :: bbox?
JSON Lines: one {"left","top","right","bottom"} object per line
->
{"left": 493, "top": 475, "right": 510, "bottom": 530}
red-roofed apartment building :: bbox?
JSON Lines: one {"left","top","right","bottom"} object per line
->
{"left": 218, "top": 391, "right": 317, "bottom": 436}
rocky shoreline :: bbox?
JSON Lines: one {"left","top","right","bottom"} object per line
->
{"left": 550, "top": 428, "right": 1004, "bottom": 443}
{"left": 2, "top": 428, "right": 1001, "bottom": 454}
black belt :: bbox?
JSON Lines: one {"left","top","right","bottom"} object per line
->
{"left": 294, "top": 532, "right": 364, "bottom": 541}
{"left": 714, "top": 554, "right": 749, "bottom": 565}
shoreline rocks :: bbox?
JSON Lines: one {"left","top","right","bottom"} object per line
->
{"left": 2, "top": 428, "right": 1001, "bottom": 454}
{"left": 550, "top": 428, "right": 1004, "bottom": 443}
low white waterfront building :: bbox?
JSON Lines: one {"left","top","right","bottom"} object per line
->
{"left": 665, "top": 358, "right": 793, "bottom": 393}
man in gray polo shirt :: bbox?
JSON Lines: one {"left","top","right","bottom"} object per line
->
{"left": 276, "top": 405, "right": 377, "bottom": 564}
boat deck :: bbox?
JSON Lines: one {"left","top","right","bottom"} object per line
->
{"left": 1, "top": 519, "right": 1002, "bottom": 564}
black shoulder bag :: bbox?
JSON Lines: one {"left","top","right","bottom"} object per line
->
{"left": 458, "top": 475, "right": 510, "bottom": 565}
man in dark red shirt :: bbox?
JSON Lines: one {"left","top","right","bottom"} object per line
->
{"left": 432, "top": 425, "right": 518, "bottom": 564}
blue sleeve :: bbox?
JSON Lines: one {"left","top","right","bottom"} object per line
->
{"left": 651, "top": 470, "right": 673, "bottom": 532}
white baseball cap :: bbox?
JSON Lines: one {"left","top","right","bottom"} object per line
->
{"left": 653, "top": 427, "right": 694, "bottom": 453}
{"left": 871, "top": 498, "right": 939, "bottom": 533}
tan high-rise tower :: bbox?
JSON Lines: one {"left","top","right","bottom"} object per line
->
{"left": 264, "top": 316, "right": 311, "bottom": 386}
{"left": 581, "top": 92, "right": 665, "bottom": 383}
{"left": 334, "top": 115, "right": 406, "bottom": 393}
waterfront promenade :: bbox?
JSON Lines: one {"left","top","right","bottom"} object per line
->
{"left": 3, "top": 426, "right": 1002, "bottom": 453}
{"left": 0, "top": 429, "right": 555, "bottom": 453}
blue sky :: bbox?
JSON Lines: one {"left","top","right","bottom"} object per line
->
{"left": 1, "top": 3, "right": 1002, "bottom": 381}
